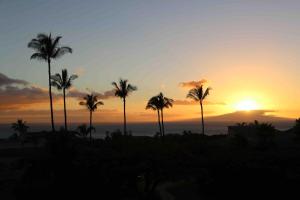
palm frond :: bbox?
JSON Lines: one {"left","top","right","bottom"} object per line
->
{"left": 27, "top": 39, "right": 41, "bottom": 50}
{"left": 96, "top": 101, "right": 104, "bottom": 106}
{"left": 146, "top": 104, "right": 156, "bottom": 110}
{"left": 79, "top": 101, "right": 86, "bottom": 106}
{"left": 112, "top": 79, "right": 137, "bottom": 99}
{"left": 69, "top": 74, "right": 78, "bottom": 81}
{"left": 51, "top": 73, "right": 62, "bottom": 82}
{"left": 112, "top": 82, "right": 120, "bottom": 91}
{"left": 52, "top": 47, "right": 72, "bottom": 59}
{"left": 52, "top": 36, "right": 62, "bottom": 49}
{"left": 37, "top": 33, "right": 48, "bottom": 40}
{"left": 187, "top": 88, "right": 200, "bottom": 101}
{"left": 80, "top": 94, "right": 103, "bottom": 112}
{"left": 51, "top": 81, "right": 62, "bottom": 90}
{"left": 62, "top": 69, "right": 68, "bottom": 82}
{"left": 203, "top": 87, "right": 212, "bottom": 100}
{"left": 156, "top": 92, "right": 173, "bottom": 109}
{"left": 120, "top": 79, "right": 128, "bottom": 90}
{"left": 146, "top": 96, "right": 159, "bottom": 110}
{"left": 199, "top": 86, "right": 203, "bottom": 98}
{"left": 164, "top": 97, "right": 174, "bottom": 108}
{"left": 127, "top": 84, "right": 137, "bottom": 92}
{"left": 30, "top": 53, "right": 47, "bottom": 60}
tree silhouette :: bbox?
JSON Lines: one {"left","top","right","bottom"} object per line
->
{"left": 146, "top": 96, "right": 162, "bottom": 136}
{"left": 186, "top": 85, "right": 211, "bottom": 135}
{"left": 112, "top": 79, "right": 137, "bottom": 135}
{"left": 79, "top": 94, "right": 103, "bottom": 143}
{"left": 11, "top": 119, "right": 29, "bottom": 145}
{"left": 28, "top": 33, "right": 72, "bottom": 132}
{"left": 51, "top": 69, "right": 78, "bottom": 131}
{"left": 157, "top": 92, "right": 173, "bottom": 137}
{"left": 76, "top": 124, "right": 95, "bottom": 138}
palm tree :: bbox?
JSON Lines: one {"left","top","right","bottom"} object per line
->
{"left": 146, "top": 96, "right": 162, "bottom": 136}
{"left": 28, "top": 33, "right": 72, "bottom": 132}
{"left": 11, "top": 119, "right": 29, "bottom": 135}
{"left": 51, "top": 69, "right": 78, "bottom": 131}
{"left": 112, "top": 79, "right": 137, "bottom": 135}
{"left": 79, "top": 94, "right": 103, "bottom": 143}
{"left": 186, "top": 85, "right": 211, "bottom": 135}
{"left": 11, "top": 119, "right": 29, "bottom": 145}
{"left": 157, "top": 93, "right": 173, "bottom": 137}
{"left": 76, "top": 124, "right": 95, "bottom": 138}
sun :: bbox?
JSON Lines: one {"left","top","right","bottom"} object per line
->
{"left": 235, "top": 99, "right": 259, "bottom": 111}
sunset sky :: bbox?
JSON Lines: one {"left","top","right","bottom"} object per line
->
{"left": 1, "top": 0, "right": 300, "bottom": 124}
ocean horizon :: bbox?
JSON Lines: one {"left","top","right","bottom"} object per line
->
{"left": 1, "top": 120, "right": 294, "bottom": 139}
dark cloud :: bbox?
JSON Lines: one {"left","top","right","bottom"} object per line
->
{"left": 0, "top": 73, "right": 47, "bottom": 110}
{"left": 0, "top": 73, "right": 28, "bottom": 86}
{"left": 173, "top": 99, "right": 226, "bottom": 106}
{"left": 179, "top": 79, "right": 207, "bottom": 88}
{"left": 67, "top": 89, "right": 87, "bottom": 99}
{"left": 68, "top": 89, "right": 116, "bottom": 100}
{"left": 0, "top": 73, "right": 117, "bottom": 111}
{"left": 0, "top": 85, "right": 54, "bottom": 110}
{"left": 0, "top": 86, "right": 116, "bottom": 111}
{"left": 97, "top": 89, "right": 116, "bottom": 99}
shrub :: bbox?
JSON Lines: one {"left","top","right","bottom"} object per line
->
{"left": 293, "top": 118, "right": 300, "bottom": 136}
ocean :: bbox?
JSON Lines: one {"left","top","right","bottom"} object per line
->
{"left": 0, "top": 121, "right": 294, "bottom": 139}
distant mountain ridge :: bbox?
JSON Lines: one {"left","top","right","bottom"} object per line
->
{"left": 175, "top": 110, "right": 293, "bottom": 124}
{"left": 205, "top": 110, "right": 293, "bottom": 123}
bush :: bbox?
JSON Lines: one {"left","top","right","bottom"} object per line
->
{"left": 293, "top": 118, "right": 300, "bottom": 136}
{"left": 231, "top": 132, "right": 248, "bottom": 148}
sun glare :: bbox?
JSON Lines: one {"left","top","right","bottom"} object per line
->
{"left": 235, "top": 99, "right": 259, "bottom": 111}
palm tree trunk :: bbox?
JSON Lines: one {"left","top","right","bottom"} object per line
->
{"left": 89, "top": 111, "right": 92, "bottom": 143}
{"left": 161, "top": 109, "right": 165, "bottom": 137}
{"left": 123, "top": 98, "right": 127, "bottom": 135}
{"left": 200, "top": 101, "right": 204, "bottom": 135}
{"left": 48, "top": 59, "right": 55, "bottom": 132}
{"left": 63, "top": 88, "right": 67, "bottom": 131}
{"left": 157, "top": 110, "right": 162, "bottom": 136}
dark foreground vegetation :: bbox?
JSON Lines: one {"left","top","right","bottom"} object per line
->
{"left": 1, "top": 120, "right": 300, "bottom": 200}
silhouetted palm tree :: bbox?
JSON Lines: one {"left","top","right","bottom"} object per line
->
{"left": 157, "top": 92, "right": 173, "bottom": 137}
{"left": 11, "top": 119, "right": 29, "bottom": 145}
{"left": 51, "top": 69, "right": 78, "bottom": 131}
{"left": 79, "top": 94, "right": 103, "bottom": 143}
{"left": 76, "top": 124, "right": 95, "bottom": 138}
{"left": 146, "top": 96, "right": 162, "bottom": 136}
{"left": 112, "top": 79, "right": 137, "bottom": 135}
{"left": 28, "top": 33, "right": 72, "bottom": 132}
{"left": 11, "top": 119, "right": 29, "bottom": 135}
{"left": 186, "top": 85, "right": 211, "bottom": 135}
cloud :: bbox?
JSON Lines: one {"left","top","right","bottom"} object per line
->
{"left": 0, "top": 86, "right": 116, "bottom": 111}
{"left": 0, "top": 73, "right": 51, "bottom": 110}
{"left": 68, "top": 88, "right": 115, "bottom": 100}
{"left": 179, "top": 79, "right": 207, "bottom": 88}
{"left": 67, "top": 89, "right": 87, "bottom": 99}
{"left": 95, "top": 89, "right": 116, "bottom": 99}
{"left": 173, "top": 99, "right": 226, "bottom": 106}
{"left": 0, "top": 73, "right": 28, "bottom": 86}
{"left": 0, "top": 85, "right": 57, "bottom": 110}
